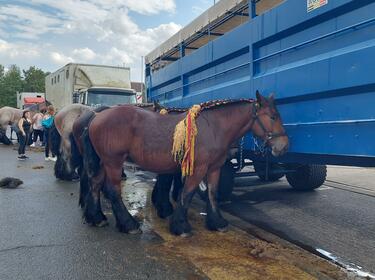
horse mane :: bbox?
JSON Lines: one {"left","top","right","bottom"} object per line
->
{"left": 150, "top": 98, "right": 256, "bottom": 114}
{"left": 199, "top": 99, "right": 255, "bottom": 111}
{"left": 134, "top": 103, "right": 154, "bottom": 108}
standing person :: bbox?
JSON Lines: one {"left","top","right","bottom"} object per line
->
{"left": 17, "top": 110, "right": 32, "bottom": 160}
{"left": 30, "top": 110, "right": 44, "bottom": 147}
{"left": 42, "top": 105, "right": 56, "bottom": 161}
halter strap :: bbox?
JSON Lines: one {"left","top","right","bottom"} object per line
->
{"left": 250, "top": 102, "right": 286, "bottom": 145}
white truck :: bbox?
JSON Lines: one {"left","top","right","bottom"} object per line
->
{"left": 45, "top": 63, "right": 136, "bottom": 110}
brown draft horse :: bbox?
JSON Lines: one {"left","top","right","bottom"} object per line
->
{"left": 81, "top": 92, "right": 289, "bottom": 235}
{"left": 71, "top": 103, "right": 179, "bottom": 215}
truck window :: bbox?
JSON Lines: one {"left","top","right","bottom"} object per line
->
{"left": 87, "top": 90, "right": 136, "bottom": 107}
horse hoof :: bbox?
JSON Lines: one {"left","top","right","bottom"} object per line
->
{"left": 217, "top": 226, "right": 228, "bottom": 233}
{"left": 96, "top": 220, "right": 109, "bottom": 227}
{"left": 180, "top": 232, "right": 193, "bottom": 238}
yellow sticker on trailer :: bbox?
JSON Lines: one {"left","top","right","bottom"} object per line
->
{"left": 307, "top": 0, "right": 328, "bottom": 12}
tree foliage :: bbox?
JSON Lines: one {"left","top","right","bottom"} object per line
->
{"left": 23, "top": 66, "right": 47, "bottom": 92}
{"left": 0, "top": 64, "right": 48, "bottom": 107}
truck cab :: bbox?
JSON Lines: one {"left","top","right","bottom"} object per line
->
{"left": 76, "top": 87, "right": 136, "bottom": 107}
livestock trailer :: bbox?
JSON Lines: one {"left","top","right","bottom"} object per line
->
{"left": 145, "top": 0, "right": 375, "bottom": 197}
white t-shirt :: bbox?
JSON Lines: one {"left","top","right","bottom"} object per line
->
{"left": 33, "top": 113, "right": 43, "bottom": 130}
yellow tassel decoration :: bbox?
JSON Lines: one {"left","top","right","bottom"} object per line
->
{"left": 172, "top": 104, "right": 201, "bottom": 177}
{"left": 159, "top": 108, "right": 168, "bottom": 115}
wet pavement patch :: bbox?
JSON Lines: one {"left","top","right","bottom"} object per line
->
{"left": 121, "top": 171, "right": 352, "bottom": 280}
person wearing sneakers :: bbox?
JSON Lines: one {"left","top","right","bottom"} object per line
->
{"left": 42, "top": 105, "right": 56, "bottom": 161}
{"left": 17, "top": 110, "right": 32, "bottom": 160}
{"left": 30, "top": 110, "right": 44, "bottom": 147}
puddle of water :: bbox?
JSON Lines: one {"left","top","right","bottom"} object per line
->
{"left": 316, "top": 248, "right": 375, "bottom": 279}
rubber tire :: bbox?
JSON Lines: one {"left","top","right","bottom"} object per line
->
{"left": 197, "top": 161, "right": 235, "bottom": 202}
{"left": 286, "top": 164, "right": 327, "bottom": 191}
{"left": 253, "top": 161, "right": 285, "bottom": 182}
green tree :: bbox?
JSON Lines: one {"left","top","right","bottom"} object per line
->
{"left": 0, "top": 65, "right": 23, "bottom": 107}
{"left": 0, "top": 64, "right": 4, "bottom": 80}
{"left": 22, "top": 66, "right": 47, "bottom": 92}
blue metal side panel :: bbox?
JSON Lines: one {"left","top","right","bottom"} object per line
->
{"left": 147, "top": 0, "right": 375, "bottom": 166}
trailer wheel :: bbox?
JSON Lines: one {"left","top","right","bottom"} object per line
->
{"left": 286, "top": 164, "right": 327, "bottom": 191}
{"left": 197, "top": 161, "right": 235, "bottom": 202}
{"left": 253, "top": 161, "right": 285, "bottom": 182}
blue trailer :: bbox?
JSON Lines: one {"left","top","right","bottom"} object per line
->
{"left": 145, "top": 0, "right": 375, "bottom": 196}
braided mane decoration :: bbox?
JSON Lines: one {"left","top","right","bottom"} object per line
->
{"left": 199, "top": 98, "right": 255, "bottom": 110}
{"left": 134, "top": 103, "right": 154, "bottom": 108}
{"left": 172, "top": 104, "right": 201, "bottom": 177}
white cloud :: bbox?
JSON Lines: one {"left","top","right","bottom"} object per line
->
{"left": 50, "top": 51, "right": 74, "bottom": 65}
{"left": 0, "top": 5, "right": 62, "bottom": 39}
{"left": 122, "top": 0, "right": 176, "bottom": 15}
{"left": 72, "top": 48, "right": 96, "bottom": 61}
{"left": 0, "top": 39, "right": 40, "bottom": 58}
{"left": 0, "top": 0, "right": 183, "bottom": 81}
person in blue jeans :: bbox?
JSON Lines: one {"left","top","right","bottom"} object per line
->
{"left": 42, "top": 105, "right": 56, "bottom": 161}
{"left": 17, "top": 110, "right": 32, "bottom": 160}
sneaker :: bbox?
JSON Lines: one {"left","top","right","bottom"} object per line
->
{"left": 49, "top": 156, "right": 57, "bottom": 162}
{"left": 23, "top": 155, "right": 29, "bottom": 159}
{"left": 30, "top": 143, "right": 35, "bottom": 147}
{"left": 45, "top": 157, "right": 50, "bottom": 161}
{"left": 18, "top": 155, "right": 25, "bottom": 161}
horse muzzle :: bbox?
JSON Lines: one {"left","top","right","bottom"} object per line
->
{"left": 270, "top": 136, "right": 289, "bottom": 157}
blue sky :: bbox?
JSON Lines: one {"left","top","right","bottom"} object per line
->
{"left": 0, "top": 0, "right": 215, "bottom": 81}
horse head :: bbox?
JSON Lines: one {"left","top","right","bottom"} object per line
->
{"left": 251, "top": 91, "right": 289, "bottom": 157}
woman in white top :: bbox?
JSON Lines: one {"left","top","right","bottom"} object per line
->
{"left": 30, "top": 110, "right": 44, "bottom": 147}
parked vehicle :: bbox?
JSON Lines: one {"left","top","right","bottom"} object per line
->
{"left": 45, "top": 63, "right": 136, "bottom": 110}
{"left": 145, "top": 0, "right": 375, "bottom": 198}
{"left": 17, "top": 92, "right": 45, "bottom": 109}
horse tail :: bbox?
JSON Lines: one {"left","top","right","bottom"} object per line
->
{"left": 51, "top": 122, "right": 67, "bottom": 180}
{"left": 50, "top": 122, "right": 61, "bottom": 156}
{"left": 69, "top": 132, "right": 82, "bottom": 171}
{"left": 82, "top": 125, "right": 100, "bottom": 178}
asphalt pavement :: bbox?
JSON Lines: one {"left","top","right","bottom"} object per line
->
{"left": 220, "top": 166, "right": 375, "bottom": 275}
{"left": 0, "top": 143, "right": 373, "bottom": 279}
{"left": 0, "top": 145, "right": 204, "bottom": 280}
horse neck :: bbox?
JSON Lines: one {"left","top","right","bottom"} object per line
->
{"left": 205, "top": 102, "right": 254, "bottom": 146}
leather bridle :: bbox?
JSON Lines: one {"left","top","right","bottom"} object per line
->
{"left": 249, "top": 102, "right": 286, "bottom": 150}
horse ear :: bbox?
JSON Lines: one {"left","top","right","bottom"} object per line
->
{"left": 256, "top": 90, "right": 265, "bottom": 104}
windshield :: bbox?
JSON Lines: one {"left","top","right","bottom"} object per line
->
{"left": 87, "top": 90, "right": 136, "bottom": 107}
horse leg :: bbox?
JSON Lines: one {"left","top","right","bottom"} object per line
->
{"left": 79, "top": 167, "right": 89, "bottom": 209}
{"left": 169, "top": 168, "right": 206, "bottom": 236}
{"left": 172, "top": 172, "right": 183, "bottom": 202}
{"left": 83, "top": 169, "right": 108, "bottom": 227}
{"left": 152, "top": 174, "right": 174, "bottom": 219}
{"left": 102, "top": 164, "right": 140, "bottom": 234}
{"left": 205, "top": 169, "right": 228, "bottom": 231}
